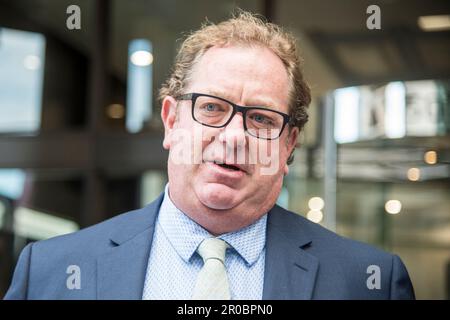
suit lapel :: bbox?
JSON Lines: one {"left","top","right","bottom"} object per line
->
{"left": 262, "top": 206, "right": 319, "bottom": 300}
{"left": 96, "top": 193, "right": 163, "bottom": 299}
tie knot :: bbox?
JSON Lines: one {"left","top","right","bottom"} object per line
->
{"left": 197, "top": 238, "right": 229, "bottom": 263}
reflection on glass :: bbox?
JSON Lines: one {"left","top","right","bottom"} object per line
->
{"left": 14, "top": 206, "right": 78, "bottom": 240}
{"left": 126, "top": 39, "right": 153, "bottom": 133}
{"left": 276, "top": 186, "right": 289, "bottom": 209}
{"left": 107, "top": 103, "right": 125, "bottom": 119}
{"left": 307, "top": 209, "right": 323, "bottom": 223}
{"left": 0, "top": 200, "right": 5, "bottom": 228}
{"left": 359, "top": 85, "right": 385, "bottom": 140}
{"left": 334, "top": 87, "right": 359, "bottom": 143}
{"left": 334, "top": 79, "right": 449, "bottom": 143}
{"left": 405, "top": 80, "right": 439, "bottom": 136}
{"left": 0, "top": 169, "right": 26, "bottom": 199}
{"left": 385, "top": 199, "right": 402, "bottom": 214}
{"left": 385, "top": 82, "right": 406, "bottom": 138}
{"left": 424, "top": 151, "right": 437, "bottom": 165}
{"left": 0, "top": 28, "right": 46, "bottom": 133}
{"left": 407, "top": 167, "right": 421, "bottom": 181}
{"left": 140, "top": 170, "right": 166, "bottom": 207}
{"left": 308, "top": 196, "right": 325, "bottom": 211}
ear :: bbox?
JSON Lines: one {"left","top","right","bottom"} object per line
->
{"left": 161, "top": 96, "right": 178, "bottom": 150}
{"left": 283, "top": 127, "right": 299, "bottom": 176}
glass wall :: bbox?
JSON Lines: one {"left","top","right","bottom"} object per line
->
{"left": 285, "top": 80, "right": 450, "bottom": 299}
{"left": 0, "top": 28, "right": 46, "bottom": 133}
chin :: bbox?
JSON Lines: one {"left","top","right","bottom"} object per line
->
{"left": 196, "top": 182, "right": 241, "bottom": 210}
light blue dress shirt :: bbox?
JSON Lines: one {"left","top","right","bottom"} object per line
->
{"left": 142, "top": 185, "right": 267, "bottom": 300}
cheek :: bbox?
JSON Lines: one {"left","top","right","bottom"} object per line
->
{"left": 199, "top": 127, "right": 226, "bottom": 160}
{"left": 274, "top": 135, "right": 292, "bottom": 162}
{"left": 201, "top": 129, "right": 215, "bottom": 150}
{"left": 170, "top": 119, "right": 208, "bottom": 164}
{"left": 250, "top": 167, "right": 285, "bottom": 202}
{"left": 253, "top": 139, "right": 288, "bottom": 170}
{"left": 279, "top": 143, "right": 291, "bottom": 163}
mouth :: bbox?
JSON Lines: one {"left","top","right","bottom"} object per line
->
{"left": 216, "top": 162, "right": 241, "bottom": 171}
{"left": 203, "top": 160, "right": 246, "bottom": 173}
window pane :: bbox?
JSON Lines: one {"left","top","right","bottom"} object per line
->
{"left": 0, "top": 28, "right": 46, "bottom": 133}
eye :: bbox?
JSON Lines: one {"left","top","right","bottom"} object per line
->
{"left": 250, "top": 113, "right": 272, "bottom": 124}
{"left": 205, "top": 103, "right": 218, "bottom": 112}
{"left": 199, "top": 102, "right": 227, "bottom": 113}
{"left": 253, "top": 114, "right": 265, "bottom": 123}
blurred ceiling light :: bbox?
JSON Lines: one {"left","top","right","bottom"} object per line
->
{"left": 424, "top": 150, "right": 437, "bottom": 165}
{"left": 407, "top": 167, "right": 420, "bottom": 181}
{"left": 308, "top": 197, "right": 325, "bottom": 211}
{"left": 23, "top": 54, "right": 41, "bottom": 70}
{"left": 130, "top": 50, "right": 153, "bottom": 66}
{"left": 385, "top": 200, "right": 402, "bottom": 214}
{"left": 107, "top": 103, "right": 125, "bottom": 119}
{"left": 0, "top": 169, "right": 26, "bottom": 199}
{"left": 418, "top": 15, "right": 450, "bottom": 32}
{"left": 307, "top": 210, "right": 323, "bottom": 223}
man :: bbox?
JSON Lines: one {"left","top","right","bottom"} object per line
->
{"left": 5, "top": 11, "right": 414, "bottom": 300}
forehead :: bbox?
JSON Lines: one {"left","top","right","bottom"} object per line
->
{"left": 186, "top": 45, "right": 290, "bottom": 111}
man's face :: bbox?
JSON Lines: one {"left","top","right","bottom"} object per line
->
{"left": 161, "top": 45, "right": 298, "bottom": 235}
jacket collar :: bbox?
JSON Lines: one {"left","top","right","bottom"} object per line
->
{"left": 262, "top": 204, "right": 319, "bottom": 300}
{"left": 97, "top": 193, "right": 164, "bottom": 299}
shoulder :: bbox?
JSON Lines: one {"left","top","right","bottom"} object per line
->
{"left": 268, "top": 205, "right": 415, "bottom": 299}
{"left": 11, "top": 199, "right": 162, "bottom": 299}
{"left": 269, "top": 204, "right": 393, "bottom": 261}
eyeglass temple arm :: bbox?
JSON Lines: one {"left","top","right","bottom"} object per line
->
{"left": 175, "top": 93, "right": 193, "bottom": 100}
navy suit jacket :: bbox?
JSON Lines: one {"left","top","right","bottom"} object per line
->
{"left": 4, "top": 192, "right": 415, "bottom": 299}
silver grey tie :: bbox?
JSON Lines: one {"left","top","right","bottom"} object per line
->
{"left": 192, "top": 238, "right": 231, "bottom": 300}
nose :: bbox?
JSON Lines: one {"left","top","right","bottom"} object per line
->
{"left": 219, "top": 112, "right": 247, "bottom": 149}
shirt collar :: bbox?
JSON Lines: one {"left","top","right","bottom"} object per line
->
{"left": 158, "top": 184, "right": 267, "bottom": 266}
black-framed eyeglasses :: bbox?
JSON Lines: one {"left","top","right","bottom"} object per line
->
{"left": 176, "top": 93, "right": 291, "bottom": 140}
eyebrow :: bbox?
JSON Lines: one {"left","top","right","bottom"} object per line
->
{"left": 204, "top": 89, "right": 280, "bottom": 110}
